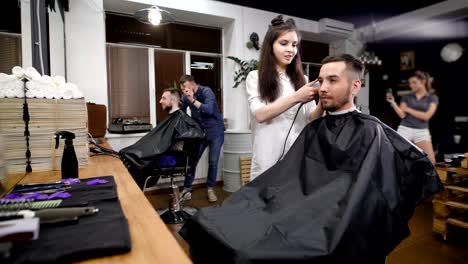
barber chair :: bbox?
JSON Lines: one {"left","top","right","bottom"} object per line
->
{"left": 139, "top": 139, "right": 201, "bottom": 224}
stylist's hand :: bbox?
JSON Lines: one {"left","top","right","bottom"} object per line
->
{"left": 400, "top": 104, "right": 408, "bottom": 112}
{"left": 295, "top": 80, "right": 319, "bottom": 103}
{"left": 182, "top": 88, "right": 194, "bottom": 102}
{"left": 386, "top": 93, "right": 395, "bottom": 104}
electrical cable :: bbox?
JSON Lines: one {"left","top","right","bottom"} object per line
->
{"left": 88, "top": 133, "right": 120, "bottom": 158}
{"left": 36, "top": 0, "right": 45, "bottom": 74}
{"left": 277, "top": 102, "right": 304, "bottom": 163}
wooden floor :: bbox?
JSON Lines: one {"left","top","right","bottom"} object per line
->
{"left": 145, "top": 186, "right": 468, "bottom": 263}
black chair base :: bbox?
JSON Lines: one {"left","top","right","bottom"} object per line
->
{"left": 160, "top": 209, "right": 192, "bottom": 224}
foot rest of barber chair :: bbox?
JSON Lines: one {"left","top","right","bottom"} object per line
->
{"left": 160, "top": 209, "right": 192, "bottom": 224}
{"left": 156, "top": 169, "right": 195, "bottom": 224}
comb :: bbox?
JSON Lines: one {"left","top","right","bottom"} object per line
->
{"left": 0, "top": 199, "right": 63, "bottom": 211}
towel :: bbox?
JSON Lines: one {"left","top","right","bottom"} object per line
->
{"left": 25, "top": 67, "right": 41, "bottom": 81}
{"left": 3, "top": 66, "right": 85, "bottom": 99}
{"left": 0, "top": 78, "right": 24, "bottom": 98}
{"left": 12, "top": 66, "right": 26, "bottom": 79}
{"left": 67, "top": 83, "right": 83, "bottom": 99}
{"left": 52, "top": 76, "right": 66, "bottom": 86}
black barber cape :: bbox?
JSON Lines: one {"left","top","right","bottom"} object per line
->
{"left": 119, "top": 110, "right": 205, "bottom": 186}
{"left": 180, "top": 111, "right": 443, "bottom": 263}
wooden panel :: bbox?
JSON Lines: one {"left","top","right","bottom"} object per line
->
{"left": 12, "top": 146, "right": 192, "bottom": 264}
{"left": 438, "top": 169, "right": 448, "bottom": 183}
{"left": 154, "top": 51, "right": 185, "bottom": 122}
{"left": 433, "top": 200, "right": 451, "bottom": 218}
{"left": 239, "top": 156, "right": 252, "bottom": 187}
{"left": 432, "top": 217, "right": 448, "bottom": 234}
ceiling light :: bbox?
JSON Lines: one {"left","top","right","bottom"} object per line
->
{"left": 134, "top": 6, "right": 175, "bottom": 26}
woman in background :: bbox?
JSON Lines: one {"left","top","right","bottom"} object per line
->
{"left": 386, "top": 71, "right": 438, "bottom": 163}
{"left": 246, "top": 15, "right": 323, "bottom": 180}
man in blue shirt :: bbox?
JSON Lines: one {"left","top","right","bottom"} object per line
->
{"left": 179, "top": 75, "right": 225, "bottom": 202}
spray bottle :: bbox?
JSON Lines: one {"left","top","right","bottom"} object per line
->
{"left": 55, "top": 131, "right": 79, "bottom": 179}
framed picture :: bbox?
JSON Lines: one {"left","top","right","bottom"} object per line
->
{"left": 400, "top": 51, "right": 415, "bottom": 70}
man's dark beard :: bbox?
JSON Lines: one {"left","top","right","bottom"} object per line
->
{"left": 321, "top": 87, "right": 351, "bottom": 112}
{"left": 162, "top": 105, "right": 172, "bottom": 112}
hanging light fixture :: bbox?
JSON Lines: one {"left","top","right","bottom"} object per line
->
{"left": 358, "top": 15, "right": 382, "bottom": 67}
{"left": 359, "top": 51, "right": 382, "bottom": 66}
{"left": 134, "top": 6, "right": 175, "bottom": 26}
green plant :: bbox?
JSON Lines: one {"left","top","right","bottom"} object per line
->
{"left": 163, "top": 80, "right": 178, "bottom": 89}
{"left": 227, "top": 56, "right": 258, "bottom": 88}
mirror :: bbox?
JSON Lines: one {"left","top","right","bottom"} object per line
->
{"left": 0, "top": 0, "right": 68, "bottom": 196}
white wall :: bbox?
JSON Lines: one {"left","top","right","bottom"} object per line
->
{"left": 20, "top": 0, "right": 31, "bottom": 68}
{"left": 48, "top": 8, "right": 65, "bottom": 77}
{"left": 21, "top": 0, "right": 67, "bottom": 77}
{"left": 356, "top": 72, "right": 370, "bottom": 114}
{"left": 65, "top": 0, "right": 108, "bottom": 105}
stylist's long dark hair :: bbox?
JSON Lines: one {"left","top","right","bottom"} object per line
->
{"left": 258, "top": 15, "right": 306, "bottom": 103}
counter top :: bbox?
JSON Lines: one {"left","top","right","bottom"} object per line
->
{"left": 12, "top": 154, "right": 192, "bottom": 264}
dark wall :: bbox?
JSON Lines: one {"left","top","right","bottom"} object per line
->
{"left": 368, "top": 38, "right": 468, "bottom": 151}
{"left": 106, "top": 13, "right": 222, "bottom": 54}
{"left": 300, "top": 40, "right": 329, "bottom": 63}
{"left": 0, "top": 0, "right": 21, "bottom": 34}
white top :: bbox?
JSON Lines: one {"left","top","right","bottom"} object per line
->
{"left": 246, "top": 70, "right": 316, "bottom": 180}
{"left": 328, "top": 105, "right": 357, "bottom": 115}
{"left": 169, "top": 107, "right": 180, "bottom": 114}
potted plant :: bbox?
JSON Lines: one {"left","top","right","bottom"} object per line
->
{"left": 227, "top": 56, "right": 258, "bottom": 88}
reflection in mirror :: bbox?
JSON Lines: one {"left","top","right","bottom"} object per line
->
{"left": 0, "top": 0, "right": 24, "bottom": 196}
{"left": 0, "top": 1, "right": 69, "bottom": 196}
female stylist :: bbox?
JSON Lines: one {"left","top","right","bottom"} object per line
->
{"left": 386, "top": 71, "right": 438, "bottom": 163}
{"left": 246, "top": 15, "right": 323, "bottom": 180}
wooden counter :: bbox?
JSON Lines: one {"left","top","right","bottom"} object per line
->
{"left": 11, "top": 154, "right": 192, "bottom": 264}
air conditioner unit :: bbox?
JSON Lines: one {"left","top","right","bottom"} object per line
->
{"left": 318, "top": 18, "right": 354, "bottom": 38}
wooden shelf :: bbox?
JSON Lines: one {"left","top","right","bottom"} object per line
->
{"left": 436, "top": 200, "right": 468, "bottom": 210}
{"left": 447, "top": 217, "right": 468, "bottom": 229}
{"left": 433, "top": 164, "right": 468, "bottom": 240}
{"left": 436, "top": 166, "right": 468, "bottom": 184}
{"left": 445, "top": 185, "right": 468, "bottom": 193}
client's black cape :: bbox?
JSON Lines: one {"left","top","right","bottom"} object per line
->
{"left": 119, "top": 110, "right": 205, "bottom": 185}
{"left": 180, "top": 111, "right": 443, "bottom": 263}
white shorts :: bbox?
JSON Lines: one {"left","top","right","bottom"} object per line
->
{"left": 397, "top": 125, "right": 431, "bottom": 143}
